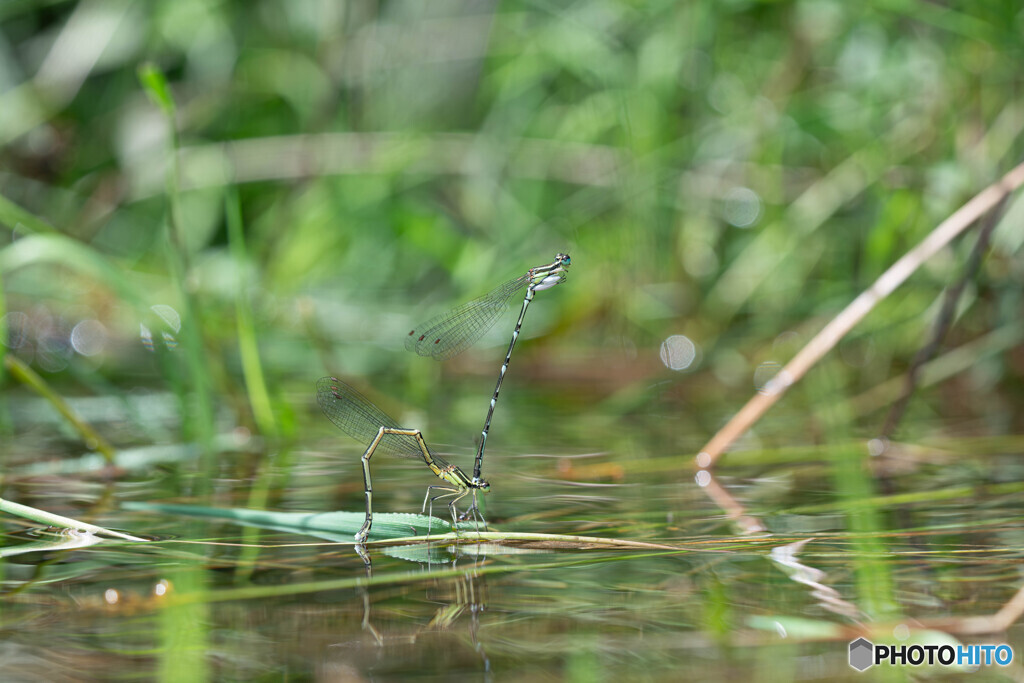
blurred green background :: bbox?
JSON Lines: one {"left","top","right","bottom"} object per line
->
{"left": 1, "top": 0, "right": 1022, "bottom": 479}
{"left": 3, "top": 2, "right": 1024, "bottom": 680}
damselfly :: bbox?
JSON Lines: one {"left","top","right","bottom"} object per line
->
{"left": 316, "top": 376, "right": 488, "bottom": 542}
{"left": 406, "top": 253, "right": 571, "bottom": 483}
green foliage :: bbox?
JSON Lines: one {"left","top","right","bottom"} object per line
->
{"left": 0, "top": 4, "right": 1023, "bottom": 677}
{"left": 136, "top": 63, "right": 176, "bottom": 118}
{"left": 1, "top": 3, "right": 1019, "bottom": 433}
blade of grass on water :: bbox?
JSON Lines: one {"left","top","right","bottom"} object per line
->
{"left": 0, "top": 497, "right": 146, "bottom": 542}
{"left": 122, "top": 502, "right": 692, "bottom": 551}
{"left": 124, "top": 502, "right": 455, "bottom": 542}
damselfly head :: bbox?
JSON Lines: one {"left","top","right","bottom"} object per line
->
{"left": 473, "top": 477, "right": 490, "bottom": 491}
{"left": 556, "top": 253, "right": 571, "bottom": 267}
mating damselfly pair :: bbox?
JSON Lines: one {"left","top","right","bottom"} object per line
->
{"left": 317, "top": 253, "right": 571, "bottom": 542}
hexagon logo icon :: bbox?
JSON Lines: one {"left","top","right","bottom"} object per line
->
{"left": 849, "top": 637, "right": 874, "bottom": 671}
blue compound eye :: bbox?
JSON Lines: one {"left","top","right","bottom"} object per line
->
{"left": 560, "top": 254, "right": 571, "bottom": 265}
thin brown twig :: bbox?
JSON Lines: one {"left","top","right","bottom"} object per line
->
{"left": 918, "top": 582, "right": 1024, "bottom": 635}
{"left": 695, "top": 161, "right": 1024, "bottom": 469}
{"left": 693, "top": 469, "right": 766, "bottom": 533}
{"left": 879, "top": 194, "right": 1008, "bottom": 439}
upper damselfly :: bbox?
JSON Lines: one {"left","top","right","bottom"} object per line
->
{"left": 406, "top": 253, "right": 571, "bottom": 483}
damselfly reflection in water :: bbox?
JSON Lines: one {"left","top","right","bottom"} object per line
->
{"left": 315, "top": 377, "right": 489, "bottom": 543}
{"left": 406, "top": 253, "right": 571, "bottom": 484}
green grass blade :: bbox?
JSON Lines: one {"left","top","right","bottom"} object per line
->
{"left": 137, "top": 62, "right": 176, "bottom": 117}
{"left": 0, "top": 192, "right": 57, "bottom": 234}
{"left": 0, "top": 261, "right": 6, "bottom": 390}
{"left": 0, "top": 233, "right": 147, "bottom": 309}
{"left": 123, "top": 502, "right": 453, "bottom": 542}
{"left": 0, "top": 497, "right": 146, "bottom": 542}
{"left": 0, "top": 528, "right": 106, "bottom": 558}
{"left": 121, "top": 502, "right": 690, "bottom": 550}
{"left": 159, "top": 562, "right": 209, "bottom": 682}
{"left": 4, "top": 355, "right": 116, "bottom": 462}
{"left": 136, "top": 62, "right": 216, "bottom": 486}
{"left": 225, "top": 189, "right": 276, "bottom": 437}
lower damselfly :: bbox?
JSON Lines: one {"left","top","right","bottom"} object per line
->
{"left": 406, "top": 253, "right": 571, "bottom": 483}
{"left": 316, "top": 376, "right": 488, "bottom": 542}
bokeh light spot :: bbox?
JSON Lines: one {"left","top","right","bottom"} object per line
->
{"left": 659, "top": 335, "right": 698, "bottom": 371}
{"left": 754, "top": 361, "right": 782, "bottom": 392}
{"left": 70, "top": 319, "right": 108, "bottom": 356}
{"left": 723, "top": 186, "right": 762, "bottom": 228}
{"left": 1, "top": 311, "right": 30, "bottom": 348}
{"left": 151, "top": 304, "right": 182, "bottom": 332}
{"left": 140, "top": 323, "right": 154, "bottom": 352}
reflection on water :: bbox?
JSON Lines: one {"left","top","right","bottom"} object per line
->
{"left": 2, "top": 384, "right": 1024, "bottom": 679}
{"left": 354, "top": 564, "right": 491, "bottom": 676}
{"left": 0, "top": 527, "right": 105, "bottom": 558}
{"left": 771, "top": 538, "right": 864, "bottom": 621}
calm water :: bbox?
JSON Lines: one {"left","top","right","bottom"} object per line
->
{"left": 3, "top": 382, "right": 1023, "bottom": 682}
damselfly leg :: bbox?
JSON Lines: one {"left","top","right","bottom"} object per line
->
{"left": 422, "top": 486, "right": 486, "bottom": 537}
